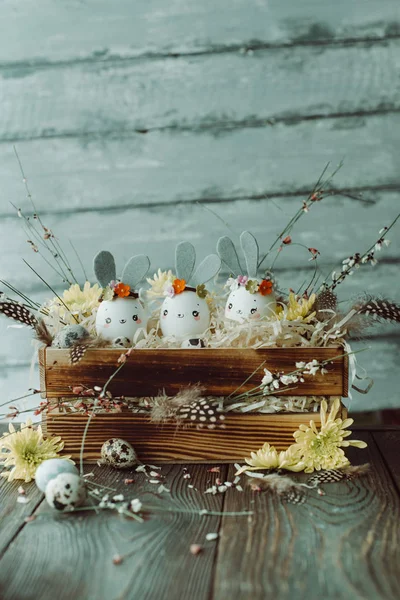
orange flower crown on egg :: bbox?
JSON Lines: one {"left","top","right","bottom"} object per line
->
{"left": 100, "top": 281, "right": 139, "bottom": 300}
{"left": 172, "top": 278, "right": 186, "bottom": 295}
{"left": 114, "top": 282, "right": 132, "bottom": 298}
{"left": 258, "top": 279, "right": 274, "bottom": 296}
{"left": 165, "top": 277, "right": 208, "bottom": 299}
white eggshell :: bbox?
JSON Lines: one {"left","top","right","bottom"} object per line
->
{"left": 101, "top": 438, "right": 137, "bottom": 469}
{"left": 225, "top": 285, "right": 276, "bottom": 323}
{"left": 45, "top": 473, "right": 87, "bottom": 511}
{"left": 95, "top": 297, "right": 148, "bottom": 344}
{"left": 160, "top": 291, "right": 210, "bottom": 341}
{"left": 35, "top": 459, "right": 78, "bottom": 492}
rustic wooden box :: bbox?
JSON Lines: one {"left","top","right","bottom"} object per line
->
{"left": 39, "top": 347, "right": 348, "bottom": 463}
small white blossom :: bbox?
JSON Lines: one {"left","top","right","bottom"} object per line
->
{"left": 131, "top": 499, "right": 142, "bottom": 513}
{"left": 280, "top": 374, "right": 299, "bottom": 386}
{"left": 296, "top": 361, "right": 306, "bottom": 369}
{"left": 225, "top": 277, "right": 239, "bottom": 292}
{"left": 261, "top": 369, "right": 273, "bottom": 386}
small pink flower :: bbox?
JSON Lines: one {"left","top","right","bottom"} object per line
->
{"left": 109, "top": 280, "right": 117, "bottom": 290}
{"left": 165, "top": 285, "right": 175, "bottom": 298}
{"left": 237, "top": 275, "right": 248, "bottom": 286}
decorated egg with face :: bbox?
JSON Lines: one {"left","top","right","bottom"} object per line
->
{"left": 160, "top": 291, "right": 210, "bottom": 341}
{"left": 95, "top": 297, "right": 147, "bottom": 344}
{"left": 226, "top": 282, "right": 276, "bottom": 323}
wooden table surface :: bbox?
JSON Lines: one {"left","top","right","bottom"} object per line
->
{"left": 1, "top": 0, "right": 400, "bottom": 414}
{"left": 0, "top": 427, "right": 399, "bottom": 600}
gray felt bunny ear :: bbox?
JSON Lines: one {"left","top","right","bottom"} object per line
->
{"left": 216, "top": 236, "right": 242, "bottom": 276}
{"left": 175, "top": 242, "right": 196, "bottom": 282}
{"left": 240, "top": 231, "right": 259, "bottom": 279}
{"left": 191, "top": 254, "right": 221, "bottom": 287}
{"left": 94, "top": 251, "right": 117, "bottom": 287}
{"left": 121, "top": 255, "right": 151, "bottom": 289}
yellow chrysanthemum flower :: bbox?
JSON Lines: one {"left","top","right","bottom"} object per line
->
{"left": 45, "top": 281, "right": 102, "bottom": 325}
{"left": 291, "top": 398, "right": 367, "bottom": 473}
{"left": 0, "top": 419, "right": 71, "bottom": 482}
{"left": 146, "top": 269, "right": 174, "bottom": 297}
{"left": 236, "top": 399, "right": 367, "bottom": 476}
{"left": 236, "top": 442, "right": 305, "bottom": 475}
{"left": 277, "top": 291, "right": 316, "bottom": 323}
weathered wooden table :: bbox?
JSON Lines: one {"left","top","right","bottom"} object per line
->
{"left": 0, "top": 427, "right": 399, "bottom": 600}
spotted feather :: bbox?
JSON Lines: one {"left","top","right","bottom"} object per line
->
{"left": 176, "top": 398, "right": 226, "bottom": 429}
{"left": 0, "top": 301, "right": 38, "bottom": 328}
{"left": 307, "top": 469, "right": 346, "bottom": 487}
{"left": 356, "top": 297, "right": 400, "bottom": 323}
{"left": 69, "top": 344, "right": 88, "bottom": 365}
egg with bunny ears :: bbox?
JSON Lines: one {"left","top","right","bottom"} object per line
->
{"left": 94, "top": 251, "right": 150, "bottom": 344}
{"left": 159, "top": 242, "right": 221, "bottom": 341}
{"left": 217, "top": 231, "right": 276, "bottom": 323}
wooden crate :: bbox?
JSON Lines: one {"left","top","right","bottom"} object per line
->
{"left": 39, "top": 346, "right": 348, "bottom": 462}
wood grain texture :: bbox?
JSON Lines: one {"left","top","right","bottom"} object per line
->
{"left": 40, "top": 347, "right": 348, "bottom": 398}
{"left": 2, "top": 40, "right": 400, "bottom": 143}
{"left": 1, "top": 113, "right": 400, "bottom": 215}
{"left": 0, "top": 478, "right": 43, "bottom": 557}
{"left": 1, "top": 0, "right": 399, "bottom": 65}
{"left": 372, "top": 431, "right": 400, "bottom": 492}
{"left": 0, "top": 463, "right": 227, "bottom": 600}
{"left": 214, "top": 432, "right": 400, "bottom": 600}
{"left": 42, "top": 407, "right": 338, "bottom": 462}
{"left": 1, "top": 334, "right": 399, "bottom": 420}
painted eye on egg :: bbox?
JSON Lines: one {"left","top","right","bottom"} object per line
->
{"left": 192, "top": 310, "right": 199, "bottom": 317}
{"left": 163, "top": 309, "right": 168, "bottom": 316}
{"left": 132, "top": 315, "right": 138, "bottom": 322}
{"left": 228, "top": 303, "right": 233, "bottom": 309}
{"left": 105, "top": 317, "right": 111, "bottom": 324}
{"left": 250, "top": 308, "right": 257, "bottom": 314}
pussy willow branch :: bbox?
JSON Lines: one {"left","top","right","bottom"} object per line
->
{"left": 227, "top": 348, "right": 367, "bottom": 403}
{"left": 258, "top": 161, "right": 343, "bottom": 270}
{"left": 323, "top": 212, "right": 400, "bottom": 290}
{"left": 69, "top": 239, "right": 88, "bottom": 281}
{"left": 11, "top": 202, "right": 72, "bottom": 284}
{"left": 13, "top": 147, "right": 80, "bottom": 285}
{"left": 23, "top": 259, "right": 79, "bottom": 324}
{"left": 79, "top": 357, "right": 128, "bottom": 475}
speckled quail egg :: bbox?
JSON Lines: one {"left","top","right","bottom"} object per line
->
{"left": 100, "top": 438, "right": 137, "bottom": 469}
{"left": 112, "top": 336, "right": 131, "bottom": 348}
{"left": 45, "top": 472, "right": 87, "bottom": 511}
{"left": 35, "top": 458, "right": 78, "bottom": 492}
{"left": 52, "top": 324, "right": 90, "bottom": 348}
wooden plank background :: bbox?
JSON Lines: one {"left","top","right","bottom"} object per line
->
{"left": 0, "top": 0, "right": 399, "bottom": 417}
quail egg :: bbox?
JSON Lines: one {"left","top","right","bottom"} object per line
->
{"left": 45, "top": 473, "right": 87, "bottom": 511}
{"left": 35, "top": 458, "right": 78, "bottom": 492}
{"left": 101, "top": 438, "right": 137, "bottom": 469}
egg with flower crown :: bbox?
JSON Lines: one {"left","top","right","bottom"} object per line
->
{"left": 93, "top": 251, "right": 150, "bottom": 345}
{"left": 217, "top": 232, "right": 276, "bottom": 323}
{"left": 153, "top": 242, "right": 221, "bottom": 342}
